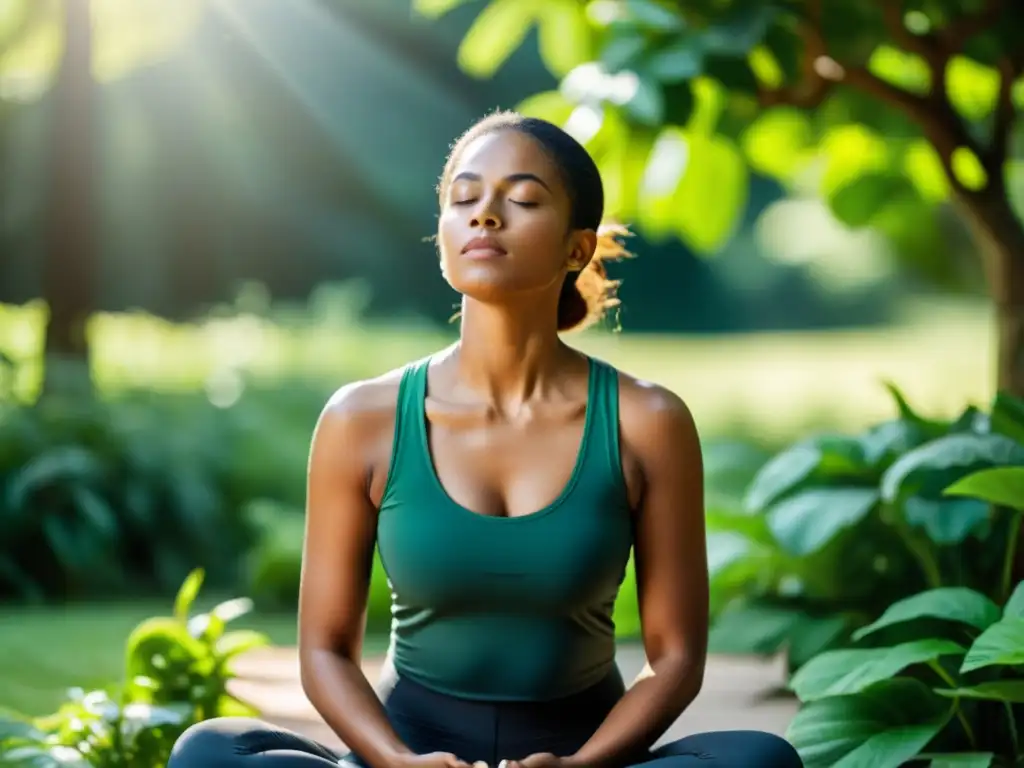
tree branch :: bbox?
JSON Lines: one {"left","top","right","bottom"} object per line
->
{"left": 879, "top": 4, "right": 945, "bottom": 71}
{"left": 987, "top": 55, "right": 1019, "bottom": 176}
{"left": 757, "top": 0, "right": 833, "bottom": 109}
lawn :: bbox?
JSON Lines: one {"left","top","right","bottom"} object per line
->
{"left": 0, "top": 598, "right": 391, "bottom": 717}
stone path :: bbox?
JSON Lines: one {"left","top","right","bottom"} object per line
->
{"left": 230, "top": 645, "right": 798, "bottom": 752}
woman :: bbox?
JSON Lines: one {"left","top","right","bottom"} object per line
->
{"left": 169, "top": 113, "right": 802, "bottom": 768}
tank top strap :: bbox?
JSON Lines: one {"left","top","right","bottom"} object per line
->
{"left": 380, "top": 356, "right": 434, "bottom": 510}
{"left": 582, "top": 356, "right": 624, "bottom": 487}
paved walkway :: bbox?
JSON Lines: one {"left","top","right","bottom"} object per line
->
{"left": 230, "top": 645, "right": 798, "bottom": 752}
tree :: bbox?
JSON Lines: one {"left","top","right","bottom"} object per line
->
{"left": 0, "top": 0, "right": 204, "bottom": 394}
{"left": 416, "top": 0, "right": 1024, "bottom": 392}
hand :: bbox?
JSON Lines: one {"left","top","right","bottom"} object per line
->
{"left": 391, "top": 752, "right": 476, "bottom": 768}
{"left": 500, "top": 754, "right": 570, "bottom": 768}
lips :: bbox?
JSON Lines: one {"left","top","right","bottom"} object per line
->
{"left": 461, "top": 236, "right": 506, "bottom": 255}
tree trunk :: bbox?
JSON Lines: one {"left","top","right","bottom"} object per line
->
{"left": 956, "top": 183, "right": 1024, "bottom": 396}
{"left": 956, "top": 182, "right": 1024, "bottom": 587}
{"left": 41, "top": 0, "right": 97, "bottom": 396}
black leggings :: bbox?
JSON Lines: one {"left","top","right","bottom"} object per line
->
{"left": 168, "top": 670, "right": 802, "bottom": 767}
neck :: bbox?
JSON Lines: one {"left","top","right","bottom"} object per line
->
{"left": 453, "top": 296, "right": 567, "bottom": 406}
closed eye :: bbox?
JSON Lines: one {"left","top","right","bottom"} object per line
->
{"left": 452, "top": 199, "right": 538, "bottom": 208}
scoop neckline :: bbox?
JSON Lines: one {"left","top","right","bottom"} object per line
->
{"left": 414, "top": 355, "right": 597, "bottom": 524}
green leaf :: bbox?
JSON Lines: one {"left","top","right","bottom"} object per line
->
{"left": 646, "top": 38, "right": 704, "bottom": 82}
{"left": 935, "top": 681, "right": 1024, "bottom": 703}
{"left": 880, "top": 433, "right": 1024, "bottom": 503}
{"left": 960, "top": 617, "right": 1024, "bottom": 672}
{"left": 790, "top": 639, "right": 965, "bottom": 702}
{"left": 174, "top": 568, "right": 204, "bottom": 622}
{"left": 600, "top": 27, "right": 648, "bottom": 71}
{"left": 672, "top": 133, "right": 747, "bottom": 252}
{"left": 786, "top": 678, "right": 950, "bottom": 768}
{"left": 705, "top": 531, "right": 753, "bottom": 577}
{"left": 537, "top": 0, "right": 594, "bottom": 78}
{"left": 829, "top": 173, "right": 917, "bottom": 228}
{"left": 622, "top": 0, "right": 684, "bottom": 32}
{"left": 457, "top": 0, "right": 542, "bottom": 79}
{"left": 623, "top": 74, "right": 665, "bottom": 126}
{"left": 411, "top": 0, "right": 474, "bottom": 19}
{"left": 699, "top": 6, "right": 775, "bottom": 56}
{"left": 744, "top": 443, "right": 821, "bottom": 513}
{"left": 215, "top": 630, "right": 271, "bottom": 661}
{"left": 767, "top": 488, "right": 878, "bottom": 556}
{"left": 708, "top": 603, "right": 804, "bottom": 656}
{"left": 944, "top": 466, "right": 1024, "bottom": 510}
{"left": 1004, "top": 581, "right": 1024, "bottom": 618}
{"left": 740, "top": 107, "right": 814, "bottom": 180}
{"left": 516, "top": 90, "right": 578, "bottom": 125}
{"left": 919, "top": 754, "right": 994, "bottom": 768}
{"left": 852, "top": 588, "right": 1001, "bottom": 642}
{"left": 903, "top": 497, "right": 991, "bottom": 545}
{"left": 883, "top": 382, "right": 952, "bottom": 438}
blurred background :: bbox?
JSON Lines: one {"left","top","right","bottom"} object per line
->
{"left": 0, "top": 0, "right": 1014, "bottom": 725}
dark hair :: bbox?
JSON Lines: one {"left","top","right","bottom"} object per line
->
{"left": 438, "top": 110, "right": 631, "bottom": 332}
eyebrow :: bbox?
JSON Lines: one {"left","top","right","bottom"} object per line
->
{"left": 451, "top": 171, "right": 552, "bottom": 191}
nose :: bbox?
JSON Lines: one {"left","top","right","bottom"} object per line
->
{"left": 469, "top": 202, "right": 502, "bottom": 230}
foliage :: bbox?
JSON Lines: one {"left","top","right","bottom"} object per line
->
{"left": 0, "top": 378, "right": 325, "bottom": 602}
{"left": 420, "top": 0, "right": 1024, "bottom": 306}
{"left": 784, "top": 468, "right": 1024, "bottom": 767}
{"left": 704, "top": 385, "right": 1024, "bottom": 671}
{"left": 0, "top": 569, "right": 269, "bottom": 767}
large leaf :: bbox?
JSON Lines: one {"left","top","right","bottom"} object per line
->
{"left": 829, "top": 173, "right": 918, "bottom": 228}
{"left": 744, "top": 435, "right": 867, "bottom": 513}
{"left": 456, "top": 0, "right": 543, "bottom": 78}
{"left": 1004, "top": 581, "right": 1024, "bottom": 618}
{"left": 960, "top": 617, "right": 1024, "bottom": 673}
{"left": 671, "top": 132, "right": 748, "bottom": 252}
{"left": 880, "top": 433, "right": 1024, "bottom": 503}
{"left": 786, "top": 678, "right": 950, "bottom": 768}
{"left": 989, "top": 392, "right": 1024, "bottom": 445}
{"left": 852, "top": 588, "right": 1001, "bottom": 641}
{"left": 790, "top": 639, "right": 965, "bottom": 702}
{"left": 944, "top": 466, "right": 1024, "bottom": 510}
{"left": 902, "top": 497, "right": 991, "bottom": 545}
{"left": 536, "top": 0, "right": 594, "bottom": 78}
{"left": 766, "top": 487, "right": 879, "bottom": 556}
{"left": 708, "top": 603, "right": 805, "bottom": 655}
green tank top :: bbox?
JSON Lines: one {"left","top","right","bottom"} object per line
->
{"left": 376, "top": 354, "right": 634, "bottom": 702}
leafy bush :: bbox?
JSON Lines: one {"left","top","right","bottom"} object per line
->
{"left": 0, "top": 569, "right": 269, "bottom": 767}
{"left": 0, "top": 381, "right": 326, "bottom": 602}
{"left": 785, "top": 467, "right": 1024, "bottom": 767}
{"left": 706, "top": 387, "right": 1024, "bottom": 671}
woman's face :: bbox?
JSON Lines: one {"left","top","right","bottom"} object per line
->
{"left": 437, "top": 130, "right": 592, "bottom": 303}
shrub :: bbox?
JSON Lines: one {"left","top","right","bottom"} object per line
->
{"left": 0, "top": 381, "right": 326, "bottom": 601}
{"left": 0, "top": 569, "right": 269, "bottom": 767}
{"left": 786, "top": 467, "right": 1024, "bottom": 767}
{"left": 706, "top": 387, "right": 1024, "bottom": 671}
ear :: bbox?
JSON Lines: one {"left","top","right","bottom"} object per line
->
{"left": 567, "top": 229, "right": 598, "bottom": 272}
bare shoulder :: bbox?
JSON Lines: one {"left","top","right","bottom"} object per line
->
{"left": 615, "top": 368, "right": 701, "bottom": 462}
{"left": 312, "top": 365, "right": 407, "bottom": 473}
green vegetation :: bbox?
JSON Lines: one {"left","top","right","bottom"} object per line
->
{"left": 0, "top": 570, "right": 271, "bottom": 767}
{"left": 706, "top": 384, "right": 1024, "bottom": 673}
{"left": 786, "top": 467, "right": 1024, "bottom": 767}
{"left": 419, "top": 0, "right": 1024, "bottom": 395}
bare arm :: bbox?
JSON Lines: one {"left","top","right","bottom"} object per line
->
{"left": 297, "top": 382, "right": 414, "bottom": 768}
{"left": 566, "top": 385, "right": 709, "bottom": 768}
